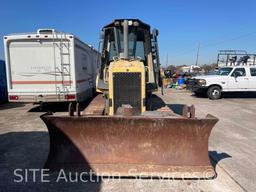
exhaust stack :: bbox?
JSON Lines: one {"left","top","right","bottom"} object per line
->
{"left": 123, "top": 20, "right": 129, "bottom": 60}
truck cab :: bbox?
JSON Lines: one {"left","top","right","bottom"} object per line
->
{"left": 191, "top": 66, "right": 256, "bottom": 99}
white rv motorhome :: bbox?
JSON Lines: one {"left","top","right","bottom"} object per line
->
{"left": 4, "top": 29, "right": 100, "bottom": 103}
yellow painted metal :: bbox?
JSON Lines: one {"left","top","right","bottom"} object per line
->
{"left": 108, "top": 59, "right": 146, "bottom": 115}
{"left": 95, "top": 75, "right": 103, "bottom": 93}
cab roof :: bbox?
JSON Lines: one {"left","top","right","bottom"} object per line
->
{"left": 103, "top": 19, "right": 150, "bottom": 29}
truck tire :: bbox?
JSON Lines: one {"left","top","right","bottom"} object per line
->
{"left": 207, "top": 86, "right": 221, "bottom": 100}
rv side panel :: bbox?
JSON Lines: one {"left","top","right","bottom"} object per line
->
{"left": 73, "top": 38, "right": 96, "bottom": 102}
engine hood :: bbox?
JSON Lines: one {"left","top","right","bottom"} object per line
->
{"left": 193, "top": 75, "right": 219, "bottom": 80}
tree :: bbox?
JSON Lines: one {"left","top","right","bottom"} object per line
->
{"left": 201, "top": 63, "right": 218, "bottom": 73}
{"left": 166, "top": 65, "right": 176, "bottom": 72}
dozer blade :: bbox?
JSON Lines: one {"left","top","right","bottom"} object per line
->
{"left": 41, "top": 114, "right": 218, "bottom": 179}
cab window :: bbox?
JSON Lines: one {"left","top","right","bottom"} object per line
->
{"left": 217, "top": 67, "right": 233, "bottom": 76}
{"left": 250, "top": 68, "right": 256, "bottom": 76}
{"left": 231, "top": 68, "right": 246, "bottom": 77}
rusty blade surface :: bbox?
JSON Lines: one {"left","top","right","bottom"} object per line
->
{"left": 41, "top": 114, "right": 218, "bottom": 178}
{"left": 82, "top": 94, "right": 105, "bottom": 115}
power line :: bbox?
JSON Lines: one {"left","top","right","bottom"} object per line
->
{"left": 170, "top": 31, "right": 256, "bottom": 59}
{"left": 203, "top": 31, "right": 256, "bottom": 48}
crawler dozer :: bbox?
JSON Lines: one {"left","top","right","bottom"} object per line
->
{"left": 41, "top": 19, "right": 218, "bottom": 178}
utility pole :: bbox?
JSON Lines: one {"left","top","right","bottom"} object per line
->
{"left": 195, "top": 42, "right": 200, "bottom": 66}
{"left": 166, "top": 53, "right": 168, "bottom": 69}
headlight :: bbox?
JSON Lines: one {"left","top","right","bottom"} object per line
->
{"left": 197, "top": 79, "right": 206, "bottom": 86}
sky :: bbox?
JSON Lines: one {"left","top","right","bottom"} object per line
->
{"left": 1, "top": 0, "right": 256, "bottom": 66}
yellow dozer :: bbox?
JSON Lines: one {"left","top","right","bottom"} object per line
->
{"left": 41, "top": 19, "right": 218, "bottom": 178}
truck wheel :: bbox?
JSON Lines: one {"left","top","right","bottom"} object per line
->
{"left": 207, "top": 86, "right": 221, "bottom": 100}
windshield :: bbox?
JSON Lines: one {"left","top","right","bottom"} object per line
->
{"left": 216, "top": 67, "right": 233, "bottom": 76}
{"left": 104, "top": 26, "right": 148, "bottom": 62}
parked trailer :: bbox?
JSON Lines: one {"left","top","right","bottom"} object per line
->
{"left": 0, "top": 60, "right": 8, "bottom": 104}
{"left": 3, "top": 29, "right": 100, "bottom": 103}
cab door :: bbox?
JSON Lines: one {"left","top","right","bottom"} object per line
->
{"left": 228, "top": 67, "right": 249, "bottom": 90}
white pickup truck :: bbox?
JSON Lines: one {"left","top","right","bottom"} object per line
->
{"left": 190, "top": 66, "right": 256, "bottom": 99}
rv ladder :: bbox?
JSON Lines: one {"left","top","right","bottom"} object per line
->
{"left": 53, "top": 32, "right": 72, "bottom": 95}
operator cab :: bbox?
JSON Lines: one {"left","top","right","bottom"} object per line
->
{"left": 97, "top": 19, "right": 160, "bottom": 91}
{"left": 102, "top": 19, "right": 151, "bottom": 61}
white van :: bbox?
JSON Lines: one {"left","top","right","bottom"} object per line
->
{"left": 4, "top": 29, "right": 100, "bottom": 103}
{"left": 190, "top": 66, "right": 256, "bottom": 99}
